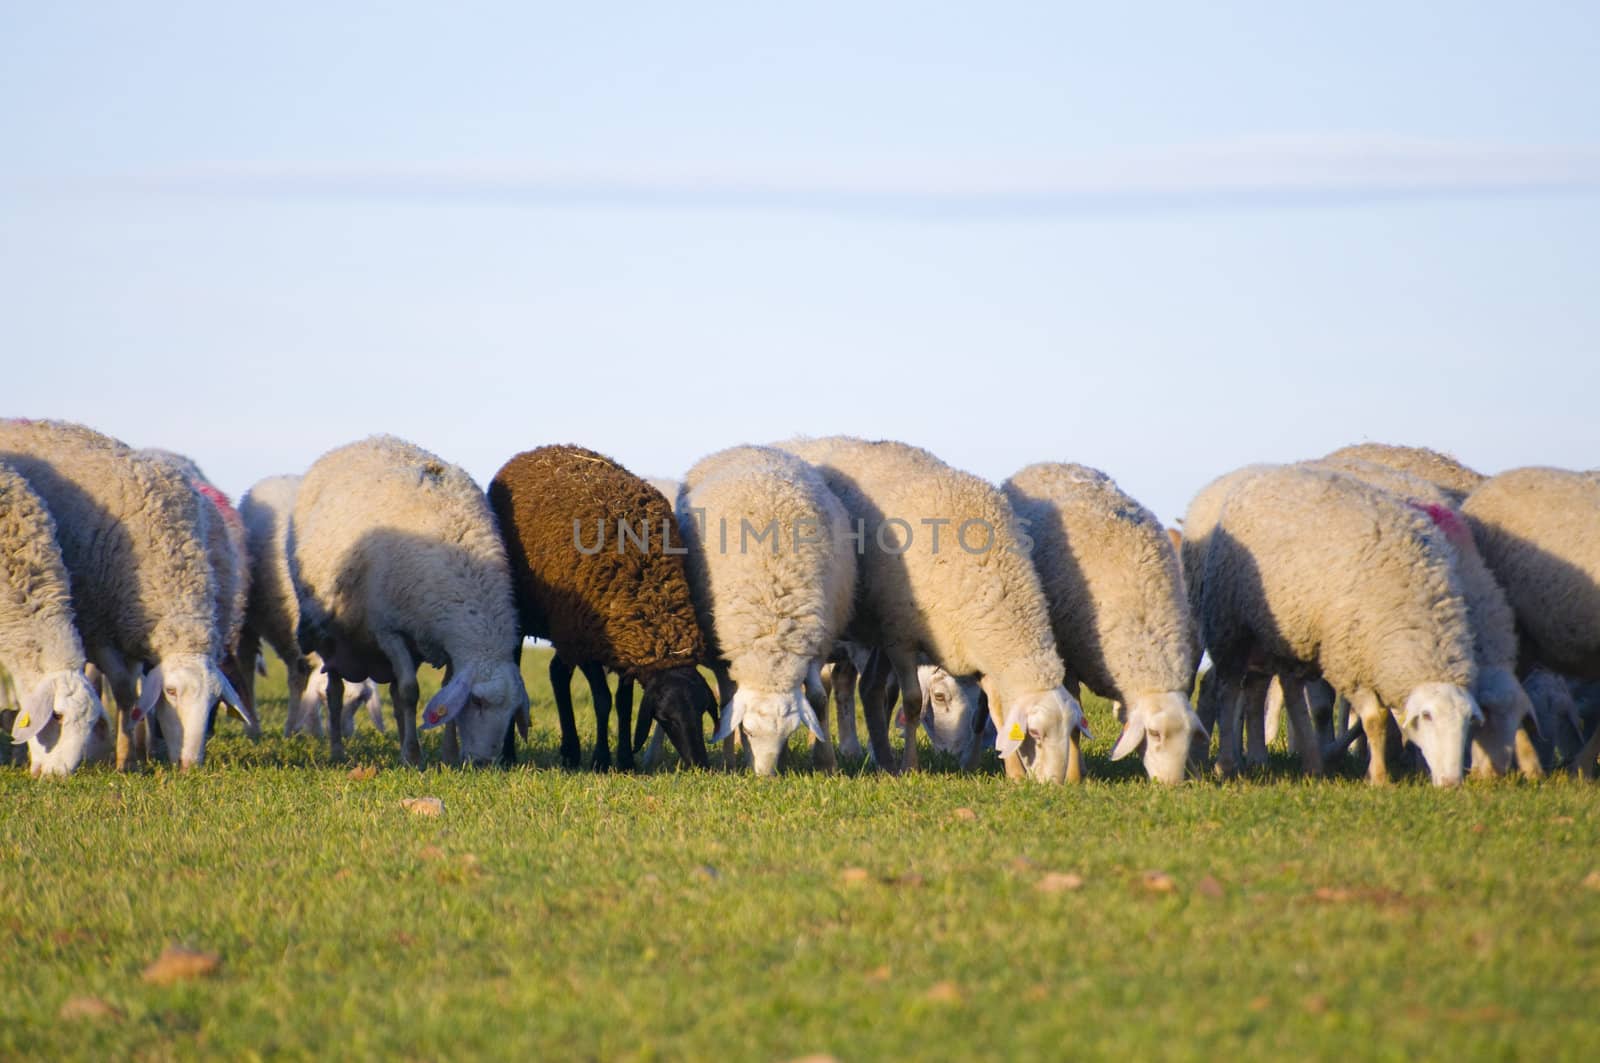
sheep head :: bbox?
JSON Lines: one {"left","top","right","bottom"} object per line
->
{"left": 1399, "top": 682, "right": 1482, "bottom": 786}
{"left": 420, "top": 659, "right": 529, "bottom": 767}
{"left": 14, "top": 670, "right": 108, "bottom": 777}
{"left": 1469, "top": 667, "right": 1533, "bottom": 778}
{"left": 1111, "top": 690, "right": 1203, "bottom": 785}
{"left": 141, "top": 654, "right": 254, "bottom": 769}
{"left": 637, "top": 667, "right": 717, "bottom": 769}
{"left": 916, "top": 663, "right": 982, "bottom": 759}
{"left": 992, "top": 685, "right": 1086, "bottom": 784}
{"left": 714, "top": 682, "right": 824, "bottom": 776}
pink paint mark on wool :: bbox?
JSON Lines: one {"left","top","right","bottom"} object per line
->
{"left": 195, "top": 482, "right": 243, "bottom": 531}
{"left": 1408, "top": 500, "right": 1472, "bottom": 550}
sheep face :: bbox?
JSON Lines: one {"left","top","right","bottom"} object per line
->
{"left": 1469, "top": 667, "right": 1533, "bottom": 778}
{"left": 1111, "top": 690, "right": 1201, "bottom": 785}
{"left": 145, "top": 654, "right": 253, "bottom": 769}
{"left": 996, "top": 687, "right": 1085, "bottom": 783}
{"left": 1400, "top": 682, "right": 1482, "bottom": 786}
{"left": 16, "top": 671, "right": 108, "bottom": 777}
{"left": 422, "top": 660, "right": 529, "bottom": 767}
{"left": 917, "top": 665, "right": 981, "bottom": 759}
{"left": 640, "top": 668, "right": 716, "bottom": 769}
{"left": 715, "top": 683, "right": 826, "bottom": 776}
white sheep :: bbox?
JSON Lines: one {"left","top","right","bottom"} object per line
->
{"left": 678, "top": 445, "right": 856, "bottom": 775}
{"left": 820, "top": 641, "right": 984, "bottom": 766}
{"left": 776, "top": 437, "right": 1082, "bottom": 783}
{"left": 1198, "top": 464, "right": 1482, "bottom": 786}
{"left": 1312, "top": 454, "right": 1541, "bottom": 777}
{"left": 1461, "top": 467, "right": 1600, "bottom": 774}
{"left": 290, "top": 436, "right": 528, "bottom": 767}
{"left": 0, "top": 420, "right": 254, "bottom": 769}
{"left": 1002, "top": 462, "right": 1201, "bottom": 784}
{"left": 0, "top": 459, "right": 108, "bottom": 775}
{"left": 139, "top": 448, "right": 256, "bottom": 742}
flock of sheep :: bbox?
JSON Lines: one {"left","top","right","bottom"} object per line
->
{"left": 2, "top": 418, "right": 1597, "bottom": 787}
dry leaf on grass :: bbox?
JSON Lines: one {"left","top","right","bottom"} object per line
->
{"left": 1036, "top": 872, "right": 1085, "bottom": 893}
{"left": 840, "top": 867, "right": 872, "bottom": 885}
{"left": 865, "top": 965, "right": 892, "bottom": 983}
{"left": 1195, "top": 875, "right": 1225, "bottom": 899}
{"left": 925, "top": 981, "right": 963, "bottom": 1004}
{"left": 59, "top": 996, "right": 122, "bottom": 1021}
{"left": 1582, "top": 870, "right": 1600, "bottom": 891}
{"left": 401, "top": 797, "right": 443, "bottom": 817}
{"left": 1141, "top": 871, "right": 1177, "bottom": 893}
{"left": 141, "top": 945, "right": 221, "bottom": 986}
{"left": 1552, "top": 815, "right": 1574, "bottom": 825}
{"left": 347, "top": 765, "right": 378, "bottom": 781}
{"left": 951, "top": 807, "right": 978, "bottom": 822}
{"left": 418, "top": 845, "right": 447, "bottom": 861}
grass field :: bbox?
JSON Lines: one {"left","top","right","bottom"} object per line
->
{"left": 4, "top": 646, "right": 1600, "bottom": 1061}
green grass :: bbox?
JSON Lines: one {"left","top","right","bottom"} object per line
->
{"left": 4, "top": 646, "right": 1600, "bottom": 1061}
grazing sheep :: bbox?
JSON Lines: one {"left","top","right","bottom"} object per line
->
{"left": 139, "top": 449, "right": 256, "bottom": 741}
{"left": 1198, "top": 464, "right": 1481, "bottom": 786}
{"left": 1311, "top": 455, "right": 1540, "bottom": 776}
{"left": 1324, "top": 443, "right": 1485, "bottom": 504}
{"left": 776, "top": 437, "right": 1082, "bottom": 782}
{"left": 1461, "top": 467, "right": 1600, "bottom": 773}
{"left": 678, "top": 445, "right": 856, "bottom": 775}
{"left": 820, "top": 641, "right": 983, "bottom": 766}
{"left": 0, "top": 419, "right": 253, "bottom": 769}
{"left": 1002, "top": 462, "right": 1201, "bottom": 784}
{"left": 488, "top": 445, "right": 715, "bottom": 771}
{"left": 291, "top": 436, "right": 528, "bottom": 767}
{"left": 0, "top": 459, "right": 108, "bottom": 775}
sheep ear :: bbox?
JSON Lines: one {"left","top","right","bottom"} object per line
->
{"left": 797, "top": 694, "right": 826, "bottom": 743}
{"left": 11, "top": 679, "right": 56, "bottom": 742}
{"left": 421, "top": 674, "right": 472, "bottom": 730}
{"left": 134, "top": 665, "right": 164, "bottom": 723}
{"left": 255, "top": 654, "right": 268, "bottom": 677}
{"left": 1187, "top": 706, "right": 1208, "bottom": 740}
{"left": 711, "top": 695, "right": 745, "bottom": 744}
{"left": 512, "top": 698, "right": 529, "bottom": 742}
{"left": 1470, "top": 699, "right": 1485, "bottom": 726}
{"left": 632, "top": 693, "right": 656, "bottom": 754}
{"left": 217, "top": 669, "right": 258, "bottom": 732}
{"left": 1521, "top": 705, "right": 1544, "bottom": 741}
{"left": 993, "top": 702, "right": 1029, "bottom": 758}
{"left": 1110, "top": 708, "right": 1146, "bottom": 761}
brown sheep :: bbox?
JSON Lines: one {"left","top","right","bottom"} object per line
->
{"left": 488, "top": 445, "right": 714, "bottom": 770}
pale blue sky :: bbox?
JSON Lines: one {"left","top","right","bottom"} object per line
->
{"left": 3, "top": 2, "right": 1596, "bottom": 521}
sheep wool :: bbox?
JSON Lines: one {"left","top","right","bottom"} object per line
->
{"left": 1462, "top": 467, "right": 1600, "bottom": 679}
{"left": 1324, "top": 443, "right": 1485, "bottom": 504}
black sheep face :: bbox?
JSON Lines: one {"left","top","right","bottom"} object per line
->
{"left": 636, "top": 667, "right": 718, "bottom": 769}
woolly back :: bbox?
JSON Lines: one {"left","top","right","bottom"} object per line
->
{"left": 0, "top": 420, "right": 218, "bottom": 662}
{"left": 1461, "top": 467, "right": 1600, "bottom": 677}
{"left": 680, "top": 445, "right": 855, "bottom": 691}
{"left": 240, "top": 474, "right": 302, "bottom": 654}
{"left": 1180, "top": 465, "right": 1276, "bottom": 624}
{"left": 1003, "top": 463, "right": 1194, "bottom": 701}
{"left": 776, "top": 436, "right": 1061, "bottom": 694}
{"left": 0, "top": 460, "right": 85, "bottom": 674}
{"left": 141, "top": 449, "right": 250, "bottom": 654}
{"left": 1310, "top": 456, "right": 1518, "bottom": 670}
{"left": 488, "top": 445, "right": 704, "bottom": 674}
{"left": 294, "top": 436, "right": 518, "bottom": 661}
{"left": 1207, "top": 465, "right": 1475, "bottom": 706}
{"left": 1324, "top": 443, "right": 1485, "bottom": 504}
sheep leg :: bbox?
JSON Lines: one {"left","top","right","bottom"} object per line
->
{"left": 285, "top": 654, "right": 317, "bottom": 737}
{"left": 1280, "top": 675, "right": 1324, "bottom": 776}
{"left": 805, "top": 663, "right": 836, "bottom": 773}
{"left": 641, "top": 724, "right": 666, "bottom": 769}
{"left": 99, "top": 654, "right": 141, "bottom": 773}
{"left": 1351, "top": 689, "right": 1391, "bottom": 785}
{"left": 831, "top": 656, "right": 864, "bottom": 760}
{"left": 1574, "top": 716, "right": 1600, "bottom": 779}
{"left": 1242, "top": 673, "right": 1270, "bottom": 769}
{"left": 374, "top": 633, "right": 421, "bottom": 768}
{"left": 715, "top": 667, "right": 740, "bottom": 770}
{"left": 1212, "top": 671, "right": 1245, "bottom": 778}
{"left": 615, "top": 675, "right": 636, "bottom": 772}
{"left": 857, "top": 648, "right": 899, "bottom": 774}
{"left": 549, "top": 655, "right": 582, "bottom": 769}
{"left": 1190, "top": 667, "right": 1217, "bottom": 769}
{"left": 441, "top": 721, "right": 461, "bottom": 767}
{"left": 324, "top": 672, "right": 347, "bottom": 763}
{"left": 887, "top": 650, "right": 923, "bottom": 772}
{"left": 1263, "top": 675, "right": 1285, "bottom": 755}
{"left": 981, "top": 675, "right": 1026, "bottom": 780}
{"left": 582, "top": 662, "right": 613, "bottom": 772}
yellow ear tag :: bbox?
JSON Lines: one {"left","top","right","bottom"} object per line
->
{"left": 1007, "top": 722, "right": 1025, "bottom": 742}
{"left": 16, "top": 713, "right": 30, "bottom": 730}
